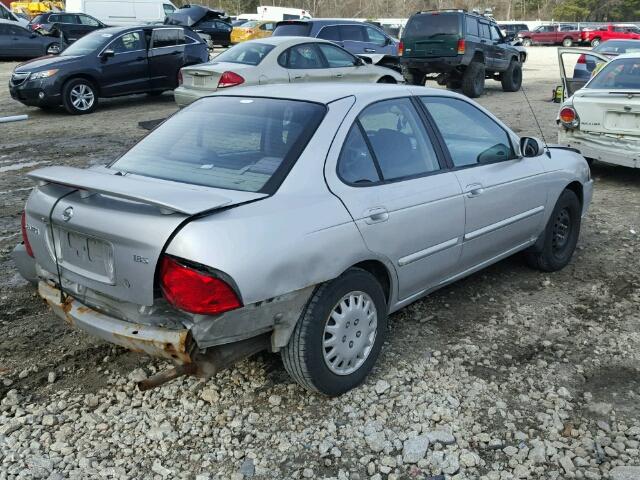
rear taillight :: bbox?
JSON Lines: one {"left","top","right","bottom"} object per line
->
{"left": 559, "top": 106, "right": 579, "bottom": 128}
{"left": 218, "top": 71, "right": 245, "bottom": 88}
{"left": 21, "top": 211, "right": 34, "bottom": 258}
{"left": 31, "top": 23, "right": 43, "bottom": 30}
{"left": 160, "top": 256, "right": 242, "bottom": 315}
{"left": 457, "top": 38, "right": 465, "bottom": 55}
{"left": 398, "top": 41, "right": 404, "bottom": 56}
{"left": 178, "top": 69, "right": 183, "bottom": 85}
{"left": 577, "top": 54, "right": 586, "bottom": 64}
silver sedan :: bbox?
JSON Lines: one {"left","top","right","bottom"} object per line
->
{"left": 174, "top": 36, "right": 405, "bottom": 107}
{"left": 14, "top": 84, "right": 593, "bottom": 395}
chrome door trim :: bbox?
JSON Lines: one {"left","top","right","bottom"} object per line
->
{"left": 398, "top": 237, "right": 459, "bottom": 267}
{"left": 464, "top": 205, "right": 544, "bottom": 241}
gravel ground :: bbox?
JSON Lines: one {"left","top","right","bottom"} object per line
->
{"left": 1, "top": 47, "right": 639, "bottom": 480}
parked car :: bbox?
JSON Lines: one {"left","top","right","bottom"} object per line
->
{"left": 571, "top": 40, "right": 640, "bottom": 79}
{"left": 65, "top": 0, "right": 178, "bottom": 27}
{"left": 0, "top": 20, "right": 65, "bottom": 57}
{"left": 230, "top": 20, "right": 275, "bottom": 44}
{"left": 273, "top": 19, "right": 400, "bottom": 71}
{"left": 28, "top": 12, "right": 106, "bottom": 44}
{"left": 9, "top": 25, "right": 208, "bottom": 114}
{"left": 400, "top": 10, "right": 524, "bottom": 98}
{"left": 558, "top": 52, "right": 640, "bottom": 169}
{"left": 0, "top": 2, "right": 29, "bottom": 27}
{"left": 174, "top": 37, "right": 404, "bottom": 107}
{"left": 498, "top": 23, "right": 528, "bottom": 37}
{"left": 13, "top": 83, "right": 592, "bottom": 395}
{"left": 582, "top": 24, "right": 640, "bottom": 47}
{"left": 232, "top": 19, "right": 249, "bottom": 27}
{"left": 518, "top": 24, "right": 583, "bottom": 47}
{"left": 166, "top": 5, "right": 231, "bottom": 48}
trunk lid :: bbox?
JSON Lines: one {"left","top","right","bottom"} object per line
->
{"left": 401, "top": 13, "right": 461, "bottom": 58}
{"left": 574, "top": 89, "right": 640, "bottom": 135}
{"left": 25, "top": 165, "right": 266, "bottom": 306}
{"left": 181, "top": 62, "right": 253, "bottom": 90}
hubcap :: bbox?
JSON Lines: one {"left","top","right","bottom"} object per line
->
{"left": 552, "top": 208, "right": 571, "bottom": 253}
{"left": 70, "top": 84, "right": 94, "bottom": 111}
{"left": 322, "top": 291, "right": 377, "bottom": 376}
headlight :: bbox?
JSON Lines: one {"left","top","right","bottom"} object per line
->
{"left": 30, "top": 69, "right": 58, "bottom": 80}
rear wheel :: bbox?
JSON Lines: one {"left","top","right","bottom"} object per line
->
{"left": 462, "top": 61, "right": 485, "bottom": 98}
{"left": 525, "top": 189, "right": 581, "bottom": 272}
{"left": 501, "top": 59, "right": 522, "bottom": 92}
{"left": 522, "top": 38, "right": 532, "bottom": 47}
{"left": 405, "top": 68, "right": 425, "bottom": 86}
{"left": 282, "top": 268, "right": 388, "bottom": 396}
{"left": 62, "top": 78, "right": 98, "bottom": 115}
{"left": 591, "top": 37, "right": 601, "bottom": 47}
{"left": 562, "top": 37, "right": 573, "bottom": 47}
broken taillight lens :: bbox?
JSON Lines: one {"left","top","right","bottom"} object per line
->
{"left": 218, "top": 71, "right": 245, "bottom": 88}
{"left": 21, "top": 211, "right": 34, "bottom": 258}
{"left": 159, "top": 256, "right": 242, "bottom": 315}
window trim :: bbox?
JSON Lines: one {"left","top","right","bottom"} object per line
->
{"left": 336, "top": 96, "right": 448, "bottom": 188}
{"left": 416, "top": 94, "right": 519, "bottom": 171}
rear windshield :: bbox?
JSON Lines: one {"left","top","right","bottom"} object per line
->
{"left": 273, "top": 22, "right": 311, "bottom": 36}
{"left": 587, "top": 57, "right": 640, "bottom": 90}
{"left": 213, "top": 42, "right": 274, "bottom": 65}
{"left": 596, "top": 40, "right": 640, "bottom": 54}
{"left": 404, "top": 13, "right": 460, "bottom": 38}
{"left": 240, "top": 20, "right": 260, "bottom": 28}
{"left": 59, "top": 30, "right": 109, "bottom": 55}
{"left": 110, "top": 97, "right": 326, "bottom": 193}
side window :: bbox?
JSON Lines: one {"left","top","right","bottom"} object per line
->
{"left": 260, "top": 22, "right": 275, "bottom": 31}
{"left": 284, "top": 43, "right": 324, "bottom": 69}
{"left": 57, "top": 14, "right": 78, "bottom": 24}
{"left": 365, "top": 26, "right": 387, "bottom": 46}
{"left": 317, "top": 43, "right": 356, "bottom": 67}
{"left": 317, "top": 25, "right": 340, "bottom": 41}
{"left": 466, "top": 16, "right": 479, "bottom": 36}
{"left": 0, "top": 8, "right": 11, "bottom": 20}
{"left": 421, "top": 96, "right": 515, "bottom": 167}
{"left": 357, "top": 98, "right": 440, "bottom": 181}
{"left": 216, "top": 21, "right": 231, "bottom": 31}
{"left": 110, "top": 31, "right": 144, "bottom": 53}
{"left": 490, "top": 25, "right": 502, "bottom": 41}
{"left": 339, "top": 24, "right": 365, "bottom": 42}
{"left": 79, "top": 15, "right": 100, "bottom": 26}
{"left": 338, "top": 125, "right": 381, "bottom": 184}
{"left": 480, "top": 22, "right": 491, "bottom": 39}
{"left": 152, "top": 28, "right": 183, "bottom": 48}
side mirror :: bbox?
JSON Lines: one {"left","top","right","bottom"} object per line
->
{"left": 354, "top": 57, "right": 365, "bottom": 66}
{"left": 100, "top": 48, "right": 115, "bottom": 60}
{"left": 520, "top": 137, "right": 544, "bottom": 157}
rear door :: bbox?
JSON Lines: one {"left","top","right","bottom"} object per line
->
{"left": 99, "top": 30, "right": 150, "bottom": 95}
{"left": 281, "top": 42, "right": 332, "bottom": 82}
{"left": 364, "top": 25, "right": 394, "bottom": 56}
{"left": 148, "top": 27, "right": 185, "bottom": 89}
{"left": 54, "top": 14, "right": 83, "bottom": 42}
{"left": 325, "top": 97, "right": 465, "bottom": 300}
{"left": 558, "top": 48, "right": 609, "bottom": 99}
{"left": 338, "top": 24, "right": 367, "bottom": 55}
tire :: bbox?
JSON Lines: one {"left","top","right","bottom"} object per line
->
{"left": 501, "top": 59, "right": 522, "bottom": 92}
{"left": 591, "top": 37, "right": 601, "bottom": 47}
{"left": 461, "top": 61, "right": 485, "bottom": 98}
{"left": 281, "top": 268, "right": 388, "bottom": 396}
{"left": 377, "top": 76, "right": 397, "bottom": 84}
{"left": 62, "top": 78, "right": 98, "bottom": 115}
{"left": 562, "top": 37, "right": 573, "bottom": 47}
{"left": 446, "top": 77, "right": 462, "bottom": 89}
{"left": 522, "top": 38, "right": 532, "bottom": 47}
{"left": 405, "top": 68, "right": 425, "bottom": 86}
{"left": 46, "top": 43, "right": 61, "bottom": 55}
{"left": 525, "top": 189, "right": 581, "bottom": 272}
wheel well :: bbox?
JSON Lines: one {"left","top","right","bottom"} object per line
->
{"left": 63, "top": 74, "right": 100, "bottom": 95}
{"left": 472, "top": 51, "right": 484, "bottom": 63}
{"left": 352, "top": 260, "right": 391, "bottom": 303}
{"left": 566, "top": 181, "right": 583, "bottom": 207}
{"left": 378, "top": 75, "right": 397, "bottom": 84}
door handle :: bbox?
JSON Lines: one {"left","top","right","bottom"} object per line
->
{"left": 335, "top": 73, "right": 344, "bottom": 78}
{"left": 465, "top": 184, "right": 484, "bottom": 197}
{"left": 364, "top": 207, "right": 389, "bottom": 224}
{"left": 293, "top": 75, "right": 303, "bottom": 80}
{"left": 364, "top": 48, "right": 376, "bottom": 52}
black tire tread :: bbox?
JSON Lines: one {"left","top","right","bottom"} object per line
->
{"left": 462, "top": 61, "right": 485, "bottom": 98}
{"left": 501, "top": 59, "right": 522, "bottom": 92}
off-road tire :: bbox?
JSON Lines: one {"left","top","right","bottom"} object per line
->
{"left": 501, "top": 59, "right": 522, "bottom": 92}
{"left": 462, "top": 61, "right": 485, "bottom": 98}
{"left": 562, "top": 37, "right": 573, "bottom": 47}
{"left": 447, "top": 77, "right": 462, "bottom": 89}
{"left": 525, "top": 189, "right": 581, "bottom": 272}
{"left": 405, "top": 68, "right": 425, "bottom": 86}
{"left": 522, "top": 38, "right": 532, "bottom": 47}
{"left": 61, "top": 78, "right": 98, "bottom": 115}
{"left": 281, "top": 268, "right": 388, "bottom": 396}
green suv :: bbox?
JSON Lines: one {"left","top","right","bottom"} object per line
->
{"left": 400, "top": 10, "right": 524, "bottom": 97}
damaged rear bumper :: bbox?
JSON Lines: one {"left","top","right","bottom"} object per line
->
{"left": 558, "top": 128, "right": 640, "bottom": 169}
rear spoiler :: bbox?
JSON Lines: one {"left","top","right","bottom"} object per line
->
{"left": 28, "top": 166, "right": 266, "bottom": 216}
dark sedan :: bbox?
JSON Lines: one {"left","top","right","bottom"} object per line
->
{"left": 28, "top": 12, "right": 106, "bottom": 44}
{"left": 9, "top": 25, "right": 209, "bottom": 114}
{"left": 0, "top": 21, "right": 65, "bottom": 58}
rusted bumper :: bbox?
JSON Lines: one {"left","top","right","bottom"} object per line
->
{"left": 558, "top": 129, "right": 640, "bottom": 169}
{"left": 38, "top": 281, "right": 192, "bottom": 363}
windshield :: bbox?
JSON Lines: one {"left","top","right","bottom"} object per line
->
{"left": 240, "top": 20, "right": 260, "bottom": 28}
{"left": 60, "top": 31, "right": 110, "bottom": 55}
{"left": 596, "top": 41, "right": 640, "bottom": 55}
{"left": 404, "top": 14, "right": 460, "bottom": 37}
{"left": 587, "top": 57, "right": 640, "bottom": 89}
{"left": 273, "top": 22, "right": 311, "bottom": 36}
{"left": 110, "top": 97, "right": 326, "bottom": 193}
{"left": 212, "top": 42, "right": 275, "bottom": 65}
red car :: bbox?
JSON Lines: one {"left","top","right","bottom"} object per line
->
{"left": 581, "top": 24, "right": 640, "bottom": 47}
{"left": 518, "top": 24, "right": 583, "bottom": 47}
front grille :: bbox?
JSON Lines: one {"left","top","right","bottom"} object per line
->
{"left": 10, "top": 72, "right": 30, "bottom": 87}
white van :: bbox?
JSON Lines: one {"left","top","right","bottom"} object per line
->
{"left": 256, "top": 6, "right": 311, "bottom": 21}
{"left": 65, "top": 0, "right": 178, "bottom": 26}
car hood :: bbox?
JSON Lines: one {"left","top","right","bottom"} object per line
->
{"left": 16, "top": 55, "right": 82, "bottom": 72}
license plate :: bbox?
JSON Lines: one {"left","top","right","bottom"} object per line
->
{"left": 193, "top": 76, "right": 207, "bottom": 87}
{"left": 605, "top": 111, "right": 640, "bottom": 131}
{"left": 54, "top": 228, "right": 115, "bottom": 283}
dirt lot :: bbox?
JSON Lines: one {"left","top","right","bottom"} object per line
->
{"left": 0, "top": 48, "right": 639, "bottom": 480}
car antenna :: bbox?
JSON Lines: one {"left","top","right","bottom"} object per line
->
{"left": 520, "top": 78, "right": 552, "bottom": 157}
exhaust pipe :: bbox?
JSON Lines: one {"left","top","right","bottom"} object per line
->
{"left": 137, "top": 363, "right": 197, "bottom": 391}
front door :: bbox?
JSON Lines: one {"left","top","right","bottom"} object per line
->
{"left": 325, "top": 97, "right": 465, "bottom": 301}
{"left": 558, "top": 48, "right": 609, "bottom": 100}
{"left": 148, "top": 28, "right": 186, "bottom": 89}
{"left": 283, "top": 43, "right": 332, "bottom": 82}
{"left": 316, "top": 42, "right": 375, "bottom": 82}
{"left": 420, "top": 96, "right": 547, "bottom": 273}
{"left": 99, "top": 30, "right": 150, "bottom": 95}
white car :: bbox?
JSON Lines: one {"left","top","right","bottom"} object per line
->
{"left": 558, "top": 51, "right": 640, "bottom": 169}
{"left": 174, "top": 36, "right": 405, "bottom": 107}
